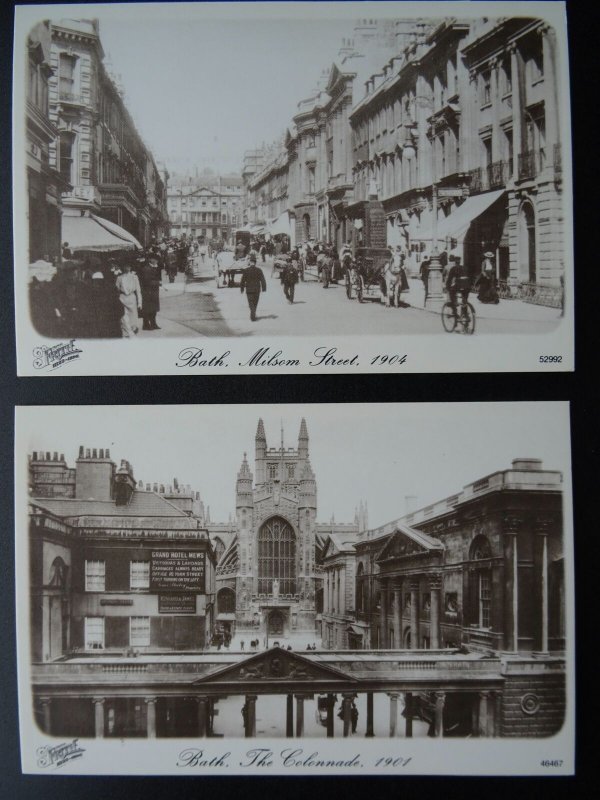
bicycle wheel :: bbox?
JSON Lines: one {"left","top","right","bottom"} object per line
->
{"left": 463, "top": 303, "right": 476, "bottom": 334}
{"left": 441, "top": 302, "right": 457, "bottom": 332}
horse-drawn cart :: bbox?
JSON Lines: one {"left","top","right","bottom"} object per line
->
{"left": 345, "top": 247, "right": 389, "bottom": 303}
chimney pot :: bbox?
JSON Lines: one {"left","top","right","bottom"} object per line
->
{"left": 60, "top": 454, "right": 64, "bottom": 461}
{"left": 79, "top": 446, "right": 84, "bottom": 458}
{"left": 106, "top": 449, "right": 110, "bottom": 458}
{"left": 99, "top": 448, "right": 104, "bottom": 459}
{"left": 86, "top": 449, "right": 91, "bottom": 458}
{"left": 33, "top": 451, "right": 38, "bottom": 460}
{"left": 46, "top": 452, "right": 51, "bottom": 461}
{"left": 53, "top": 451, "right": 58, "bottom": 461}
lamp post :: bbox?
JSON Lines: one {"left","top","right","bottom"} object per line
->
{"left": 402, "top": 123, "right": 444, "bottom": 309}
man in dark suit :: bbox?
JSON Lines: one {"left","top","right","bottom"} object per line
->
{"left": 240, "top": 252, "right": 267, "bottom": 321}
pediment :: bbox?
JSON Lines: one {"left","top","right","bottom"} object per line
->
{"left": 193, "top": 648, "right": 356, "bottom": 686}
{"left": 376, "top": 528, "right": 442, "bottom": 563}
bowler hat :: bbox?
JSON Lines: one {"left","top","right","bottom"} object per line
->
{"left": 483, "top": 251, "right": 494, "bottom": 259}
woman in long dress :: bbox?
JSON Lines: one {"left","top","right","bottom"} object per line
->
{"left": 115, "top": 262, "right": 141, "bottom": 337}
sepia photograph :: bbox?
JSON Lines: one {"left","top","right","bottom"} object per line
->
{"left": 15, "top": 403, "right": 575, "bottom": 774}
{"left": 13, "top": 1, "right": 573, "bottom": 374}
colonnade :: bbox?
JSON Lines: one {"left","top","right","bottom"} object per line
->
{"left": 378, "top": 572, "right": 443, "bottom": 650}
{"left": 37, "top": 689, "right": 498, "bottom": 739}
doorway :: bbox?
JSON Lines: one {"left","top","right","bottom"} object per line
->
{"left": 268, "top": 610, "right": 285, "bottom": 636}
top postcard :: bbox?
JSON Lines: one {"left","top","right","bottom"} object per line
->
{"left": 13, "top": 1, "right": 574, "bottom": 375}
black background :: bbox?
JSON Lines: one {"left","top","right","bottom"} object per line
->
{"left": 0, "top": 1, "right": 596, "bottom": 797}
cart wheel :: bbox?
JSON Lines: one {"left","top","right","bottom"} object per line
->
{"left": 345, "top": 277, "right": 353, "bottom": 300}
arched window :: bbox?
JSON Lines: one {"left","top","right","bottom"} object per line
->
{"left": 217, "top": 587, "right": 236, "bottom": 614}
{"left": 213, "top": 538, "right": 225, "bottom": 564}
{"left": 469, "top": 534, "right": 493, "bottom": 629}
{"left": 258, "top": 516, "right": 296, "bottom": 595}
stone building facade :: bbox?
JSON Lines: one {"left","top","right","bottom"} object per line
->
{"left": 167, "top": 175, "right": 243, "bottom": 242}
{"left": 28, "top": 447, "right": 216, "bottom": 665}
{"left": 215, "top": 419, "right": 361, "bottom": 642}
{"left": 45, "top": 18, "right": 168, "bottom": 249}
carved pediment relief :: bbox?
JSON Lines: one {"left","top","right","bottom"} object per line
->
{"left": 194, "top": 648, "right": 355, "bottom": 685}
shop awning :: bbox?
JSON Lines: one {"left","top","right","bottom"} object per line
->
{"left": 90, "top": 214, "right": 142, "bottom": 249}
{"left": 346, "top": 625, "right": 364, "bottom": 636}
{"left": 436, "top": 190, "right": 505, "bottom": 242}
{"left": 62, "top": 213, "right": 140, "bottom": 252}
{"left": 269, "top": 212, "right": 291, "bottom": 236}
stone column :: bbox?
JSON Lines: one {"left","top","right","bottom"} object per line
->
{"left": 535, "top": 517, "right": 551, "bottom": 653}
{"left": 541, "top": 26, "right": 560, "bottom": 153}
{"left": 197, "top": 696, "right": 209, "bottom": 738}
{"left": 490, "top": 57, "right": 501, "bottom": 162}
{"left": 286, "top": 693, "right": 294, "bottom": 737}
{"left": 434, "top": 691, "right": 445, "bottom": 738}
{"left": 429, "top": 574, "right": 442, "bottom": 649}
{"left": 388, "top": 692, "right": 399, "bottom": 737}
{"left": 478, "top": 691, "right": 490, "bottom": 737}
{"left": 341, "top": 693, "right": 353, "bottom": 738}
{"left": 365, "top": 692, "right": 374, "bottom": 737}
{"left": 245, "top": 695, "right": 257, "bottom": 738}
{"left": 326, "top": 693, "right": 335, "bottom": 738}
{"left": 504, "top": 515, "right": 522, "bottom": 652}
{"left": 404, "top": 692, "right": 413, "bottom": 737}
{"left": 339, "top": 564, "right": 346, "bottom": 617}
{"left": 393, "top": 587, "right": 401, "bottom": 649}
{"left": 39, "top": 697, "right": 52, "bottom": 734}
{"left": 381, "top": 579, "right": 389, "bottom": 648}
{"left": 295, "top": 695, "right": 312, "bottom": 737}
{"left": 510, "top": 44, "right": 525, "bottom": 174}
{"left": 93, "top": 697, "right": 105, "bottom": 739}
{"left": 409, "top": 579, "right": 419, "bottom": 649}
{"left": 145, "top": 696, "right": 157, "bottom": 738}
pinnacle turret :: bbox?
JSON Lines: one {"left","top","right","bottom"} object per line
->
{"left": 298, "top": 417, "right": 309, "bottom": 458}
{"left": 256, "top": 418, "right": 266, "bottom": 441}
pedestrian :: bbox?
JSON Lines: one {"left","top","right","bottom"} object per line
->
{"left": 419, "top": 255, "right": 430, "bottom": 306}
{"left": 287, "top": 645, "right": 292, "bottom": 651}
{"left": 474, "top": 251, "right": 499, "bottom": 304}
{"left": 240, "top": 640, "right": 245, "bottom": 651}
{"left": 115, "top": 262, "right": 142, "bottom": 337}
{"left": 62, "top": 242, "right": 72, "bottom": 260}
{"left": 139, "top": 255, "right": 162, "bottom": 330}
{"left": 351, "top": 702, "right": 359, "bottom": 734}
{"left": 260, "top": 242, "right": 267, "bottom": 263}
{"left": 281, "top": 258, "right": 299, "bottom": 303}
{"left": 240, "top": 252, "right": 267, "bottom": 321}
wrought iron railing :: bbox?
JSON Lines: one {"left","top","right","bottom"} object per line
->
{"left": 469, "top": 160, "right": 512, "bottom": 194}
{"left": 497, "top": 280, "right": 564, "bottom": 308}
{"left": 518, "top": 148, "right": 546, "bottom": 181}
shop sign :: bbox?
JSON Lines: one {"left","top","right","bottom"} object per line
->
{"left": 150, "top": 550, "right": 205, "bottom": 592}
{"left": 158, "top": 594, "right": 197, "bottom": 613}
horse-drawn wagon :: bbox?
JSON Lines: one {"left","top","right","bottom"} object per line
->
{"left": 345, "top": 246, "right": 409, "bottom": 306}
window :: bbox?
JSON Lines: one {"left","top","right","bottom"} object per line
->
{"left": 59, "top": 131, "right": 74, "bottom": 185}
{"left": 479, "top": 574, "right": 491, "bottom": 628}
{"left": 85, "top": 559, "right": 105, "bottom": 591}
{"left": 59, "top": 52, "right": 75, "bottom": 99}
{"left": 130, "top": 616, "right": 150, "bottom": 647}
{"left": 500, "top": 59, "right": 512, "bottom": 95}
{"left": 257, "top": 516, "right": 296, "bottom": 595}
{"left": 307, "top": 133, "right": 316, "bottom": 148}
{"left": 85, "top": 616, "right": 104, "bottom": 650}
{"left": 308, "top": 165, "right": 315, "bottom": 194}
{"left": 130, "top": 560, "right": 149, "bottom": 589}
{"left": 268, "top": 463, "right": 278, "bottom": 480}
{"left": 481, "top": 71, "right": 491, "bottom": 106}
{"left": 529, "top": 49, "right": 544, "bottom": 83}
{"left": 286, "top": 463, "right": 295, "bottom": 480}
{"left": 481, "top": 136, "right": 492, "bottom": 168}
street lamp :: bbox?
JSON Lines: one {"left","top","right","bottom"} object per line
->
{"left": 402, "top": 122, "right": 444, "bottom": 309}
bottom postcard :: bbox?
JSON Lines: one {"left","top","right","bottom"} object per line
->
{"left": 15, "top": 402, "right": 574, "bottom": 775}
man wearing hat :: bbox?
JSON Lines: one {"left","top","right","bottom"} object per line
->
{"left": 445, "top": 253, "right": 471, "bottom": 318}
{"left": 240, "top": 251, "right": 267, "bottom": 321}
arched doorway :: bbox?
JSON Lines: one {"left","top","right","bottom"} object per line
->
{"left": 217, "top": 587, "right": 236, "bottom": 614}
{"left": 257, "top": 516, "right": 296, "bottom": 596}
{"left": 268, "top": 610, "right": 285, "bottom": 636}
{"left": 404, "top": 628, "right": 412, "bottom": 648}
{"left": 518, "top": 201, "right": 536, "bottom": 283}
{"left": 302, "top": 213, "right": 311, "bottom": 241}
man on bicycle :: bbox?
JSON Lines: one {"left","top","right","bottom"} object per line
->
{"left": 445, "top": 254, "right": 471, "bottom": 318}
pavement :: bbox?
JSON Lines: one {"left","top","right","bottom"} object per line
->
{"left": 137, "top": 255, "right": 562, "bottom": 338}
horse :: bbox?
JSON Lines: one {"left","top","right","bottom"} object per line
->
{"left": 381, "top": 253, "right": 408, "bottom": 307}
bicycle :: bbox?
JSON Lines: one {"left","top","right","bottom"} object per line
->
{"left": 441, "top": 295, "right": 476, "bottom": 334}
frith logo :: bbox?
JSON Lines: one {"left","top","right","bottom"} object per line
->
{"left": 37, "top": 739, "right": 85, "bottom": 768}
{"left": 33, "top": 340, "right": 82, "bottom": 370}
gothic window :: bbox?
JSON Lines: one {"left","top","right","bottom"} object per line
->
{"left": 286, "top": 463, "right": 295, "bottom": 480}
{"left": 268, "top": 463, "right": 278, "bottom": 480}
{"left": 213, "top": 537, "right": 225, "bottom": 563}
{"left": 257, "top": 516, "right": 296, "bottom": 595}
{"left": 217, "top": 587, "right": 236, "bottom": 613}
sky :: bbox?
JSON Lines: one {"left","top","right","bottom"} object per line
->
{"left": 98, "top": 14, "right": 354, "bottom": 174}
{"left": 20, "top": 403, "right": 570, "bottom": 529}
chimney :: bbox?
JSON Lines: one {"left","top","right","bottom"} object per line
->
{"left": 512, "top": 458, "right": 543, "bottom": 471}
{"left": 114, "top": 459, "right": 135, "bottom": 506}
{"left": 75, "top": 446, "right": 115, "bottom": 501}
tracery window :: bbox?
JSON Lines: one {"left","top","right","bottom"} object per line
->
{"left": 257, "top": 516, "right": 296, "bottom": 595}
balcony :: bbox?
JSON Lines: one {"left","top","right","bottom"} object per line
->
{"left": 62, "top": 185, "right": 100, "bottom": 205}
{"left": 469, "top": 160, "right": 512, "bottom": 194}
{"left": 518, "top": 148, "right": 546, "bottom": 181}
{"left": 59, "top": 91, "right": 87, "bottom": 106}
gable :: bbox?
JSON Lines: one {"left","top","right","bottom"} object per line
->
{"left": 193, "top": 647, "right": 357, "bottom": 686}
{"left": 376, "top": 528, "right": 443, "bottom": 563}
